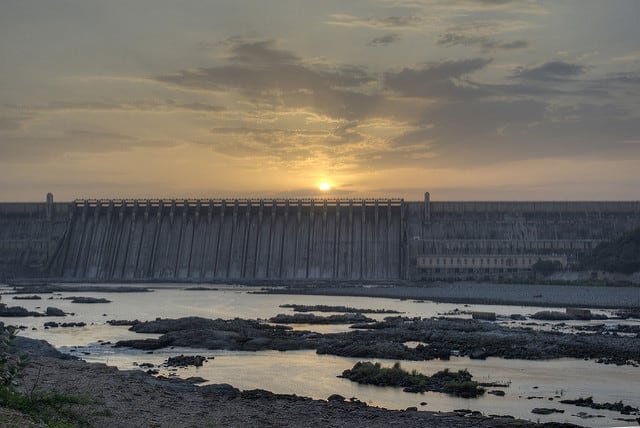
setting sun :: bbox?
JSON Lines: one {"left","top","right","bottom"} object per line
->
{"left": 319, "top": 182, "right": 331, "bottom": 191}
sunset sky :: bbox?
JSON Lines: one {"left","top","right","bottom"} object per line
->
{"left": 1, "top": 0, "right": 640, "bottom": 201}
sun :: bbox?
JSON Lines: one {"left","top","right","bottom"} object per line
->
{"left": 319, "top": 182, "right": 331, "bottom": 191}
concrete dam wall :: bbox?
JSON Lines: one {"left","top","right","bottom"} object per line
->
{"left": 1, "top": 193, "right": 640, "bottom": 281}
{"left": 0, "top": 201, "right": 69, "bottom": 278}
{"left": 48, "top": 199, "right": 405, "bottom": 281}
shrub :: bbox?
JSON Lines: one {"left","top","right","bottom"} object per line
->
{"left": 0, "top": 322, "right": 93, "bottom": 427}
{"left": 532, "top": 260, "right": 564, "bottom": 275}
{"left": 340, "top": 361, "right": 484, "bottom": 397}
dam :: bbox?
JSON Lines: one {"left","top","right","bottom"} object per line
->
{"left": 1, "top": 193, "right": 640, "bottom": 281}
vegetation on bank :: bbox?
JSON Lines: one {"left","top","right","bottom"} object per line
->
{"left": 0, "top": 322, "right": 96, "bottom": 427}
{"left": 531, "top": 260, "right": 564, "bottom": 275}
{"left": 580, "top": 227, "right": 640, "bottom": 274}
{"left": 340, "top": 361, "right": 485, "bottom": 398}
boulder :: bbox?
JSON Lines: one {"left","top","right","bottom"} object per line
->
{"left": 470, "top": 347, "right": 488, "bottom": 360}
{"left": 165, "top": 354, "right": 208, "bottom": 367}
{"left": 531, "top": 408, "right": 565, "bottom": 415}
{"left": 531, "top": 311, "right": 571, "bottom": 321}
{"left": 472, "top": 312, "right": 496, "bottom": 321}
{"left": 45, "top": 307, "right": 66, "bottom": 317}
{"left": 12, "top": 295, "right": 41, "bottom": 300}
{"left": 200, "top": 383, "right": 240, "bottom": 398}
{"left": 64, "top": 297, "right": 111, "bottom": 304}
{"left": 185, "top": 376, "right": 207, "bottom": 384}
{"left": 107, "top": 319, "right": 140, "bottom": 326}
{"left": 0, "top": 304, "right": 38, "bottom": 317}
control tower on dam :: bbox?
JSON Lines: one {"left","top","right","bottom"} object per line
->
{"left": 1, "top": 192, "right": 640, "bottom": 281}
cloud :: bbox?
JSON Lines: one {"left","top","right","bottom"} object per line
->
{"left": 0, "top": 115, "right": 29, "bottom": 131}
{"left": 64, "top": 129, "right": 138, "bottom": 141}
{"left": 0, "top": 125, "right": 181, "bottom": 163}
{"left": 324, "top": 14, "right": 424, "bottom": 29}
{"left": 499, "top": 40, "right": 529, "bottom": 49}
{"left": 0, "top": 131, "right": 143, "bottom": 162}
{"left": 438, "top": 33, "right": 529, "bottom": 51}
{"left": 227, "top": 39, "right": 299, "bottom": 64}
{"left": 201, "top": 118, "right": 434, "bottom": 172}
{"left": 543, "top": 103, "right": 640, "bottom": 142}
{"left": 393, "top": 98, "right": 545, "bottom": 149}
{"left": 155, "top": 39, "right": 387, "bottom": 121}
{"left": 368, "top": 34, "right": 401, "bottom": 46}
{"left": 595, "top": 71, "right": 640, "bottom": 89}
{"left": 153, "top": 42, "right": 637, "bottom": 172}
{"left": 385, "top": 0, "right": 548, "bottom": 15}
{"left": 389, "top": 98, "right": 640, "bottom": 168}
{"left": 272, "top": 187, "right": 358, "bottom": 198}
{"left": 18, "top": 100, "right": 225, "bottom": 113}
{"left": 512, "top": 61, "right": 585, "bottom": 81}
{"left": 383, "top": 58, "right": 492, "bottom": 99}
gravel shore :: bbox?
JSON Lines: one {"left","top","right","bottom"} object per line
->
{"left": 14, "top": 357, "right": 569, "bottom": 428}
{"left": 8, "top": 339, "right": 581, "bottom": 428}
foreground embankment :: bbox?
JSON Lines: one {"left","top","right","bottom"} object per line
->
{"left": 258, "top": 282, "right": 640, "bottom": 309}
{"left": 5, "top": 338, "right": 577, "bottom": 428}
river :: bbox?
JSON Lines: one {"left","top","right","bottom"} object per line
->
{"left": 1, "top": 284, "right": 638, "bottom": 427}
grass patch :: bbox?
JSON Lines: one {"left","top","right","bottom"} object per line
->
{"left": 0, "top": 387, "right": 94, "bottom": 427}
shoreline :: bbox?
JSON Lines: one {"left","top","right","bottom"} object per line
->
{"left": 7, "top": 276, "right": 640, "bottom": 288}
{"left": 6, "top": 337, "right": 571, "bottom": 428}
{"left": 5, "top": 280, "right": 640, "bottom": 310}
{"left": 254, "top": 283, "right": 640, "bottom": 309}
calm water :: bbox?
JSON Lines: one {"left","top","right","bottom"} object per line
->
{"left": 1, "top": 284, "right": 638, "bottom": 427}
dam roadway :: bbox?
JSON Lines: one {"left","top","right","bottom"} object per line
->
{"left": 1, "top": 193, "right": 640, "bottom": 281}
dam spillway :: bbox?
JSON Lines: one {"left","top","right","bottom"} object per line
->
{"left": 50, "top": 199, "right": 405, "bottom": 281}
{"left": 2, "top": 193, "right": 640, "bottom": 282}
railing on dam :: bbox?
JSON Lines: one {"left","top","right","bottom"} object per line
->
{"left": 71, "top": 198, "right": 404, "bottom": 211}
{"left": 428, "top": 201, "right": 640, "bottom": 213}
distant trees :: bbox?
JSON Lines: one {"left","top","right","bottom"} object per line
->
{"left": 531, "top": 259, "right": 564, "bottom": 275}
{"left": 581, "top": 228, "right": 640, "bottom": 274}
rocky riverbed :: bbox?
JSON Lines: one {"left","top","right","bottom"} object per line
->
{"left": 113, "top": 315, "right": 640, "bottom": 366}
